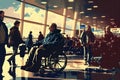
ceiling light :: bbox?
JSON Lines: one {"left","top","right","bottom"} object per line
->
{"left": 93, "top": 17, "right": 97, "bottom": 19}
{"left": 85, "top": 16, "right": 89, "bottom": 18}
{"left": 87, "top": 8, "right": 92, "bottom": 10}
{"left": 68, "top": 0, "right": 74, "bottom": 2}
{"left": 88, "top": 1, "right": 94, "bottom": 3}
{"left": 101, "top": 16, "right": 106, "bottom": 18}
{"left": 80, "top": 11, "right": 84, "bottom": 14}
{"left": 93, "top": 5, "right": 98, "bottom": 8}
{"left": 41, "top": 2, "right": 47, "bottom": 4}
{"left": 41, "top": 0, "right": 47, "bottom": 5}
{"left": 67, "top": 7, "right": 73, "bottom": 9}
{"left": 110, "top": 18, "right": 114, "bottom": 20}
{"left": 53, "top": 5, "right": 58, "bottom": 8}
{"left": 100, "top": 21, "right": 104, "bottom": 23}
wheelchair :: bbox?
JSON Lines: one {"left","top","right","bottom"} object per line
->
{"left": 39, "top": 47, "right": 67, "bottom": 74}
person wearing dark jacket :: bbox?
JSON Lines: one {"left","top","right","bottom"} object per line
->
{"left": 21, "top": 23, "right": 64, "bottom": 72}
{"left": 37, "top": 31, "right": 44, "bottom": 41}
{"left": 0, "top": 11, "right": 8, "bottom": 77}
{"left": 8, "top": 20, "right": 23, "bottom": 66}
{"left": 80, "top": 25, "right": 95, "bottom": 65}
{"left": 26, "top": 31, "right": 33, "bottom": 53}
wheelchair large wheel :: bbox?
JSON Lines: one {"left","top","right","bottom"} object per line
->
{"left": 49, "top": 53, "right": 67, "bottom": 72}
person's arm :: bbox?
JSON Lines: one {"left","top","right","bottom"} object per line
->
{"left": 43, "top": 33, "right": 64, "bottom": 47}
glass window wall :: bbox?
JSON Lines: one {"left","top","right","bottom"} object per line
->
{"left": 23, "top": 22, "right": 44, "bottom": 42}
{"left": 0, "top": 0, "right": 22, "bottom": 18}
{"left": 24, "top": 4, "right": 45, "bottom": 23}
{"left": 47, "top": 11, "right": 64, "bottom": 29}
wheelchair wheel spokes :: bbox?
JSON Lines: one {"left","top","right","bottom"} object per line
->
{"left": 49, "top": 53, "right": 67, "bottom": 72}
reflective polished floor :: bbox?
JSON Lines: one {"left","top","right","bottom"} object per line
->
{"left": 2, "top": 54, "right": 120, "bottom": 80}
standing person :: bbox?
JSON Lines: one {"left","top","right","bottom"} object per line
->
{"left": 80, "top": 25, "right": 95, "bottom": 65}
{"left": 8, "top": 20, "right": 23, "bottom": 66}
{"left": 0, "top": 11, "right": 8, "bottom": 77}
{"left": 26, "top": 31, "right": 33, "bottom": 53}
{"left": 37, "top": 31, "right": 44, "bottom": 41}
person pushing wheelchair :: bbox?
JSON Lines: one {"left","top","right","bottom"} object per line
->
{"left": 21, "top": 23, "right": 64, "bottom": 72}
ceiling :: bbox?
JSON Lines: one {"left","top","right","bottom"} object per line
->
{"left": 24, "top": 0, "right": 120, "bottom": 27}
{"left": 92, "top": 0, "right": 120, "bottom": 27}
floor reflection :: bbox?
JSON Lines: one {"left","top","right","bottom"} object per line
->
{"left": 2, "top": 55, "right": 120, "bottom": 80}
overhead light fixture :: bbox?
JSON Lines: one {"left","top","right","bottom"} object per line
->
{"left": 68, "top": 0, "right": 74, "bottom": 2}
{"left": 67, "top": 7, "right": 73, "bottom": 9}
{"left": 101, "top": 16, "right": 106, "bottom": 18}
{"left": 53, "top": 5, "right": 58, "bottom": 8}
{"left": 93, "top": 5, "right": 98, "bottom": 8}
{"left": 87, "top": 8, "right": 92, "bottom": 11}
{"left": 80, "top": 11, "right": 84, "bottom": 14}
{"left": 110, "top": 18, "right": 114, "bottom": 20}
{"left": 87, "top": 21, "right": 90, "bottom": 23}
{"left": 100, "top": 21, "right": 104, "bottom": 23}
{"left": 41, "top": 0, "right": 47, "bottom": 4}
{"left": 88, "top": 1, "right": 94, "bottom": 3}
{"left": 85, "top": 16, "right": 89, "bottom": 18}
{"left": 93, "top": 17, "right": 97, "bottom": 19}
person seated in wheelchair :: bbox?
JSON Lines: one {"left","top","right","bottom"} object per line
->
{"left": 21, "top": 23, "right": 64, "bottom": 72}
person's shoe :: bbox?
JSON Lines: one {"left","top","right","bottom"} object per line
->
{"left": 21, "top": 66, "right": 28, "bottom": 70}
{"left": 25, "top": 65, "right": 39, "bottom": 72}
{"left": 21, "top": 63, "right": 32, "bottom": 70}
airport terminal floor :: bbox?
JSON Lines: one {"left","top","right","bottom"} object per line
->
{"left": 1, "top": 54, "right": 120, "bottom": 80}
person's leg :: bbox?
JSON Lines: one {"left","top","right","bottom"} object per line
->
{"left": 84, "top": 46, "right": 88, "bottom": 65}
{"left": 87, "top": 45, "right": 92, "bottom": 65}
{"left": 25, "top": 48, "right": 47, "bottom": 72}
{"left": 12, "top": 46, "right": 18, "bottom": 65}
{"left": 0, "top": 45, "right": 6, "bottom": 77}
{"left": 21, "top": 46, "right": 37, "bottom": 69}
{"left": 7, "top": 46, "right": 18, "bottom": 66}
{"left": 0, "top": 55, "right": 5, "bottom": 77}
{"left": 26, "top": 46, "right": 37, "bottom": 65}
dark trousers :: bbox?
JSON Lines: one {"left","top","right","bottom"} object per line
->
{"left": 26, "top": 46, "right": 53, "bottom": 68}
{"left": 8, "top": 46, "right": 18, "bottom": 65}
{"left": 0, "top": 44, "right": 6, "bottom": 76}
{"left": 85, "top": 45, "right": 92, "bottom": 64}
